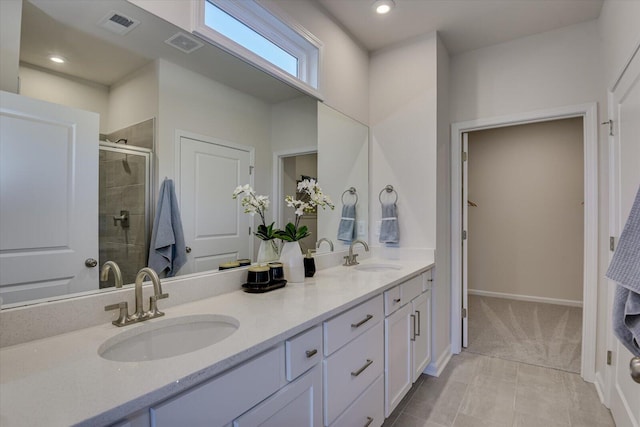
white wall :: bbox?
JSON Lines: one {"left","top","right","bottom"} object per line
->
{"left": 449, "top": 19, "right": 609, "bottom": 382}
{"left": 468, "top": 118, "right": 584, "bottom": 303}
{"left": 0, "top": 0, "right": 21, "bottom": 93}
{"left": 108, "top": 62, "right": 158, "bottom": 134}
{"left": 370, "top": 34, "right": 438, "bottom": 250}
{"left": 19, "top": 64, "right": 110, "bottom": 133}
{"left": 598, "top": 0, "right": 640, "bottom": 89}
{"left": 157, "top": 58, "right": 272, "bottom": 204}
{"left": 435, "top": 35, "right": 451, "bottom": 372}
{"left": 264, "top": 0, "right": 370, "bottom": 125}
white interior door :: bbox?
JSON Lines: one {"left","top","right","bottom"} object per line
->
{"left": 607, "top": 46, "right": 640, "bottom": 427}
{"left": 462, "top": 132, "right": 469, "bottom": 347}
{"left": 178, "top": 134, "right": 252, "bottom": 274}
{"left": 0, "top": 91, "right": 99, "bottom": 304}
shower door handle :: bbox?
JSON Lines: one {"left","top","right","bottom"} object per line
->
{"left": 631, "top": 357, "right": 640, "bottom": 384}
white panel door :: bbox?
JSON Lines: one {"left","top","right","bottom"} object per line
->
{"left": 411, "top": 290, "right": 431, "bottom": 383}
{"left": 608, "top": 46, "right": 640, "bottom": 427}
{"left": 0, "top": 91, "right": 99, "bottom": 304}
{"left": 384, "top": 303, "right": 412, "bottom": 417}
{"left": 179, "top": 135, "right": 251, "bottom": 274}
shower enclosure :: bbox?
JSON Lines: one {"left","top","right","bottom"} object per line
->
{"left": 98, "top": 142, "right": 152, "bottom": 287}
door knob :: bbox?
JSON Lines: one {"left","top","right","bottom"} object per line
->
{"left": 631, "top": 357, "right": 640, "bottom": 384}
{"left": 185, "top": 246, "right": 192, "bottom": 253}
{"left": 85, "top": 258, "right": 98, "bottom": 268}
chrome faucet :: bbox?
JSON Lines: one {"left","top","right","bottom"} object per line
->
{"left": 104, "top": 267, "right": 169, "bottom": 327}
{"left": 316, "top": 238, "right": 334, "bottom": 252}
{"left": 100, "top": 261, "right": 123, "bottom": 288}
{"left": 344, "top": 239, "right": 369, "bottom": 266}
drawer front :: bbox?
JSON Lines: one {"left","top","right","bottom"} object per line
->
{"left": 323, "top": 295, "right": 383, "bottom": 356}
{"left": 150, "top": 346, "right": 284, "bottom": 427}
{"left": 401, "top": 275, "right": 422, "bottom": 303}
{"left": 423, "top": 268, "right": 433, "bottom": 292}
{"left": 324, "top": 321, "right": 384, "bottom": 425}
{"left": 383, "top": 286, "right": 401, "bottom": 316}
{"left": 286, "top": 325, "right": 322, "bottom": 381}
{"left": 330, "top": 374, "right": 384, "bottom": 427}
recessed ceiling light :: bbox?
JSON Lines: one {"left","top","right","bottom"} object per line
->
{"left": 373, "top": 0, "right": 395, "bottom": 14}
{"left": 49, "top": 56, "right": 66, "bottom": 64}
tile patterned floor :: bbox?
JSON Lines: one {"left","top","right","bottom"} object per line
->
{"left": 382, "top": 352, "right": 615, "bottom": 427}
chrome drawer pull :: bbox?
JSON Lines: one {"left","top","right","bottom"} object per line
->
{"left": 351, "top": 314, "right": 373, "bottom": 328}
{"left": 410, "top": 314, "right": 416, "bottom": 341}
{"left": 305, "top": 349, "right": 318, "bottom": 358}
{"left": 393, "top": 298, "right": 401, "bottom": 304}
{"left": 351, "top": 359, "right": 373, "bottom": 377}
{"left": 364, "top": 416, "right": 374, "bottom": 427}
{"left": 415, "top": 310, "right": 421, "bottom": 336}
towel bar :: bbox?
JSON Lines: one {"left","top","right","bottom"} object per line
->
{"left": 379, "top": 185, "right": 398, "bottom": 204}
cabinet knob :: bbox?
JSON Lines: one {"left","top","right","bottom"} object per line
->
{"left": 305, "top": 349, "right": 318, "bottom": 358}
{"left": 364, "top": 416, "right": 374, "bottom": 427}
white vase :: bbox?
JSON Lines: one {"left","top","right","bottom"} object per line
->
{"left": 257, "top": 239, "right": 280, "bottom": 264}
{"left": 279, "top": 241, "right": 305, "bottom": 283}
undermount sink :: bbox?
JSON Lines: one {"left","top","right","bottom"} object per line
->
{"left": 98, "top": 314, "right": 239, "bottom": 362}
{"left": 354, "top": 263, "right": 402, "bottom": 272}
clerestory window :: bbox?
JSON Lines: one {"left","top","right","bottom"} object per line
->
{"left": 195, "top": 0, "right": 322, "bottom": 98}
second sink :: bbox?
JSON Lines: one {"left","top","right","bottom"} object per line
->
{"left": 98, "top": 314, "right": 239, "bottom": 362}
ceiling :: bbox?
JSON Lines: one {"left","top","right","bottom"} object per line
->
{"left": 316, "top": 0, "right": 604, "bottom": 54}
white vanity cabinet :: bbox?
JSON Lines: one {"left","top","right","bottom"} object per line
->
{"left": 323, "top": 295, "right": 384, "bottom": 427}
{"left": 383, "top": 270, "right": 433, "bottom": 417}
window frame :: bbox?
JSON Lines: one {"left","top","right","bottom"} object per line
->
{"left": 193, "top": 0, "right": 323, "bottom": 99}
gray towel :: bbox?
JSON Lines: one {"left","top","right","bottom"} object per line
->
{"left": 379, "top": 202, "right": 399, "bottom": 245}
{"left": 148, "top": 179, "right": 187, "bottom": 277}
{"left": 606, "top": 184, "right": 640, "bottom": 356}
{"left": 337, "top": 203, "right": 356, "bottom": 243}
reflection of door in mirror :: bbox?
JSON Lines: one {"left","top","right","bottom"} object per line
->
{"left": 282, "top": 154, "right": 318, "bottom": 253}
{"left": 0, "top": 91, "right": 99, "bottom": 305}
{"left": 178, "top": 133, "right": 253, "bottom": 273}
{"left": 98, "top": 132, "right": 152, "bottom": 288}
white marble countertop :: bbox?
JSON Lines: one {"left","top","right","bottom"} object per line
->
{"left": 0, "top": 254, "right": 434, "bottom": 427}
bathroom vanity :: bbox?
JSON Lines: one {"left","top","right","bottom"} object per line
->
{"left": 0, "top": 252, "right": 434, "bottom": 426}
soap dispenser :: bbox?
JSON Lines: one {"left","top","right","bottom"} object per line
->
{"left": 304, "top": 249, "right": 316, "bottom": 277}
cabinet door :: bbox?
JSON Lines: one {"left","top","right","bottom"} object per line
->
{"left": 384, "top": 303, "right": 412, "bottom": 417}
{"left": 411, "top": 290, "right": 431, "bottom": 383}
{"left": 234, "top": 364, "right": 322, "bottom": 427}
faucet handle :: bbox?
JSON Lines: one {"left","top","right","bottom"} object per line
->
{"left": 157, "top": 293, "right": 169, "bottom": 300}
{"left": 105, "top": 301, "right": 130, "bottom": 327}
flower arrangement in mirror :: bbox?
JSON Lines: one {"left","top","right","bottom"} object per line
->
{"left": 275, "top": 179, "right": 335, "bottom": 242}
{"left": 232, "top": 184, "right": 279, "bottom": 262}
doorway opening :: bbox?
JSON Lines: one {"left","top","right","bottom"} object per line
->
{"left": 451, "top": 103, "right": 599, "bottom": 381}
{"left": 464, "top": 118, "right": 584, "bottom": 373}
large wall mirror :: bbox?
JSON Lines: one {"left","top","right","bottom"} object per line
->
{"left": 0, "top": 0, "right": 368, "bottom": 308}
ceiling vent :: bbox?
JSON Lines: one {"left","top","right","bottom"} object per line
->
{"left": 165, "top": 33, "right": 204, "bottom": 54}
{"left": 98, "top": 11, "right": 140, "bottom": 35}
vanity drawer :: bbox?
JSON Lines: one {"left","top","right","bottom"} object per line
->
{"left": 401, "top": 274, "right": 423, "bottom": 303}
{"left": 150, "top": 345, "right": 284, "bottom": 427}
{"left": 383, "top": 286, "right": 402, "bottom": 316}
{"left": 330, "top": 374, "right": 384, "bottom": 427}
{"left": 286, "top": 325, "right": 322, "bottom": 381}
{"left": 324, "top": 295, "right": 383, "bottom": 356}
{"left": 323, "top": 321, "right": 383, "bottom": 425}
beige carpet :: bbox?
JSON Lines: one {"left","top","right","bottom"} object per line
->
{"left": 467, "top": 295, "right": 582, "bottom": 373}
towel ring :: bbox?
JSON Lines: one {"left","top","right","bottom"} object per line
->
{"left": 379, "top": 185, "right": 398, "bottom": 204}
{"left": 341, "top": 187, "right": 358, "bottom": 205}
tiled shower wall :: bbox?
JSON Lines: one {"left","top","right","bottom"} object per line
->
{"left": 99, "top": 119, "right": 153, "bottom": 287}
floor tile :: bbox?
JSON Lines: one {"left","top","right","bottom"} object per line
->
{"left": 458, "top": 382, "right": 516, "bottom": 423}
{"left": 452, "top": 413, "right": 511, "bottom": 427}
{"left": 391, "top": 413, "right": 448, "bottom": 427}
{"left": 512, "top": 412, "right": 570, "bottom": 427}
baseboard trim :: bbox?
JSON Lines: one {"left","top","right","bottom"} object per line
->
{"left": 594, "top": 371, "right": 607, "bottom": 406}
{"left": 468, "top": 289, "right": 583, "bottom": 308}
{"left": 424, "top": 344, "right": 452, "bottom": 377}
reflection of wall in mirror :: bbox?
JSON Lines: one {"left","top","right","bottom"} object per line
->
{"left": 317, "top": 103, "right": 369, "bottom": 250}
